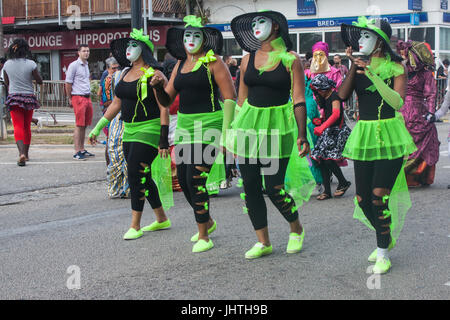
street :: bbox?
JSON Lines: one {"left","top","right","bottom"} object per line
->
{"left": 0, "top": 122, "right": 449, "bottom": 300}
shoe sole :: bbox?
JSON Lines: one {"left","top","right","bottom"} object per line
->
{"left": 245, "top": 251, "right": 272, "bottom": 259}
{"left": 142, "top": 226, "right": 171, "bottom": 232}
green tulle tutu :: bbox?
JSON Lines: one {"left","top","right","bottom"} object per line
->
{"left": 123, "top": 118, "right": 161, "bottom": 149}
{"left": 174, "top": 110, "right": 223, "bottom": 147}
{"left": 226, "top": 99, "right": 296, "bottom": 159}
{"left": 343, "top": 112, "right": 417, "bottom": 161}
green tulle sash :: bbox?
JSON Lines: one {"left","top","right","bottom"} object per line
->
{"left": 151, "top": 154, "right": 174, "bottom": 211}
{"left": 123, "top": 118, "right": 161, "bottom": 149}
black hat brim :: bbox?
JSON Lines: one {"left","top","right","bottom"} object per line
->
{"left": 110, "top": 38, "right": 162, "bottom": 70}
{"left": 340, "top": 23, "right": 403, "bottom": 62}
{"left": 166, "top": 26, "right": 223, "bottom": 61}
{"left": 230, "top": 11, "right": 293, "bottom": 53}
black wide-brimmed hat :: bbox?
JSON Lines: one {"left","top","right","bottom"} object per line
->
{"left": 341, "top": 16, "right": 403, "bottom": 62}
{"left": 230, "top": 10, "right": 293, "bottom": 53}
{"left": 110, "top": 28, "right": 162, "bottom": 70}
{"left": 166, "top": 15, "right": 223, "bottom": 61}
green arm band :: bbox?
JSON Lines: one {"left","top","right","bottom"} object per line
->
{"left": 89, "top": 117, "right": 110, "bottom": 138}
{"left": 365, "top": 70, "right": 404, "bottom": 111}
{"left": 222, "top": 99, "right": 236, "bottom": 142}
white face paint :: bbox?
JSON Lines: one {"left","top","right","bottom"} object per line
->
{"left": 252, "top": 16, "right": 273, "bottom": 41}
{"left": 183, "top": 29, "right": 204, "bottom": 54}
{"left": 126, "top": 40, "right": 142, "bottom": 63}
{"left": 359, "top": 30, "right": 378, "bottom": 56}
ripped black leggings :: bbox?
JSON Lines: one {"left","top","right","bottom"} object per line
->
{"left": 354, "top": 157, "right": 403, "bottom": 249}
{"left": 238, "top": 157, "right": 299, "bottom": 230}
{"left": 175, "top": 144, "right": 217, "bottom": 224}
{"left": 123, "top": 142, "right": 162, "bottom": 212}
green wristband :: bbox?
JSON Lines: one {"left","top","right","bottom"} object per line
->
{"left": 89, "top": 117, "right": 110, "bottom": 138}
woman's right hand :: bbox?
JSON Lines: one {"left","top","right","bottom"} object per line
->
{"left": 150, "top": 72, "right": 165, "bottom": 89}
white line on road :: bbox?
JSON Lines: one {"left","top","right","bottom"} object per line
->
{"left": 0, "top": 161, "right": 105, "bottom": 165}
{"left": 445, "top": 282, "right": 450, "bottom": 287}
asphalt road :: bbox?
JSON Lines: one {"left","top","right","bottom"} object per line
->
{"left": 0, "top": 122, "right": 449, "bottom": 301}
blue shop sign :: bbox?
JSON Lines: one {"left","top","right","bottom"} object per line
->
{"left": 297, "top": 0, "right": 317, "bottom": 16}
{"left": 444, "top": 12, "right": 450, "bottom": 23}
{"left": 208, "top": 13, "right": 428, "bottom": 32}
{"left": 442, "top": 0, "right": 448, "bottom": 10}
{"left": 408, "top": 0, "right": 422, "bottom": 11}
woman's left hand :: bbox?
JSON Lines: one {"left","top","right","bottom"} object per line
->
{"left": 159, "top": 147, "right": 169, "bottom": 159}
{"left": 297, "top": 138, "right": 310, "bottom": 158}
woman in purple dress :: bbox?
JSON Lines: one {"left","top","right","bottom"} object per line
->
{"left": 397, "top": 40, "right": 439, "bottom": 187}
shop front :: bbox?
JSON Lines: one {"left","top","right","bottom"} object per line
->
{"left": 2, "top": 26, "right": 170, "bottom": 81}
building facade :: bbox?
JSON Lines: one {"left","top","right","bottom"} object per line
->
{"left": 204, "top": 0, "right": 450, "bottom": 66}
{"left": 1, "top": 0, "right": 189, "bottom": 80}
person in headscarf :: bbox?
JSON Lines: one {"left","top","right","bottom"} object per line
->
{"left": 89, "top": 29, "right": 173, "bottom": 240}
{"left": 396, "top": 40, "right": 440, "bottom": 187}
{"left": 339, "top": 17, "right": 417, "bottom": 274}
{"left": 151, "top": 15, "right": 236, "bottom": 253}
{"left": 306, "top": 41, "right": 343, "bottom": 89}
{"left": 310, "top": 74, "right": 352, "bottom": 200}
{"left": 225, "top": 10, "right": 315, "bottom": 259}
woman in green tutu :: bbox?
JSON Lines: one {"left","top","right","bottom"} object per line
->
{"left": 339, "top": 17, "right": 417, "bottom": 274}
{"left": 151, "top": 16, "right": 236, "bottom": 253}
{"left": 227, "top": 10, "right": 314, "bottom": 259}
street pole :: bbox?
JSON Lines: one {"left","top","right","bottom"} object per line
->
{"left": 131, "top": 0, "right": 143, "bottom": 30}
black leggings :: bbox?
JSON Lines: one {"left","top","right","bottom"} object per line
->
{"left": 175, "top": 144, "right": 217, "bottom": 224}
{"left": 354, "top": 157, "right": 403, "bottom": 249}
{"left": 238, "top": 157, "right": 298, "bottom": 230}
{"left": 318, "top": 159, "right": 349, "bottom": 195}
{"left": 123, "top": 141, "right": 162, "bottom": 212}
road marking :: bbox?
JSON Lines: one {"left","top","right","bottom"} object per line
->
{"left": 445, "top": 282, "right": 450, "bottom": 287}
{"left": 0, "top": 161, "right": 105, "bottom": 165}
{"left": 443, "top": 166, "right": 450, "bottom": 169}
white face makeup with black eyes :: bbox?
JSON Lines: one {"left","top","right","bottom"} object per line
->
{"left": 252, "top": 16, "right": 273, "bottom": 41}
{"left": 359, "top": 30, "right": 379, "bottom": 56}
{"left": 183, "top": 29, "right": 204, "bottom": 54}
{"left": 126, "top": 41, "right": 142, "bottom": 63}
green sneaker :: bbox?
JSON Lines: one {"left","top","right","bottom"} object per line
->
{"left": 368, "top": 238, "right": 396, "bottom": 262}
{"left": 286, "top": 230, "right": 305, "bottom": 254}
{"left": 192, "top": 239, "right": 214, "bottom": 253}
{"left": 372, "top": 257, "right": 391, "bottom": 274}
{"left": 245, "top": 242, "right": 273, "bottom": 259}
{"left": 190, "top": 220, "right": 217, "bottom": 242}
{"left": 142, "top": 219, "right": 171, "bottom": 232}
{"left": 123, "top": 228, "right": 143, "bottom": 240}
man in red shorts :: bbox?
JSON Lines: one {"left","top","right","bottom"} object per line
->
{"left": 65, "top": 44, "right": 94, "bottom": 160}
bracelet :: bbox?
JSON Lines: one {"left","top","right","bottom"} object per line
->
{"left": 294, "top": 102, "right": 306, "bottom": 109}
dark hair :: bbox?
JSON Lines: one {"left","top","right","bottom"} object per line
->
{"left": 444, "top": 59, "right": 450, "bottom": 66}
{"left": 8, "top": 38, "right": 31, "bottom": 59}
{"left": 0, "top": 57, "right": 7, "bottom": 64}
{"left": 78, "top": 44, "right": 89, "bottom": 51}
{"left": 305, "top": 52, "right": 313, "bottom": 60}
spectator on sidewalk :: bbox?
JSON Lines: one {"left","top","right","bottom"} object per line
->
{"left": 3, "top": 39, "right": 43, "bottom": 166}
{"left": 65, "top": 44, "right": 94, "bottom": 161}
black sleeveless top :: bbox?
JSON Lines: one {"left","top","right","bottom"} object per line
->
{"left": 354, "top": 73, "right": 396, "bottom": 121}
{"left": 317, "top": 91, "right": 344, "bottom": 127}
{"left": 114, "top": 69, "right": 160, "bottom": 122}
{"left": 173, "top": 59, "right": 221, "bottom": 114}
{"left": 244, "top": 51, "right": 291, "bottom": 107}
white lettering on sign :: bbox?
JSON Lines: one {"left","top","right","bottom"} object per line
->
{"left": 317, "top": 20, "right": 336, "bottom": 27}
{"left": 149, "top": 30, "right": 160, "bottom": 42}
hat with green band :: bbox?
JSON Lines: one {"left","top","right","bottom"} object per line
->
{"left": 166, "top": 15, "right": 223, "bottom": 61}
{"left": 341, "top": 16, "right": 403, "bottom": 62}
{"left": 110, "top": 28, "right": 162, "bottom": 70}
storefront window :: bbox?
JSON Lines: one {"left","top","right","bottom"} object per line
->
{"left": 390, "top": 28, "right": 406, "bottom": 51}
{"left": 324, "top": 32, "right": 346, "bottom": 53}
{"left": 223, "top": 38, "right": 242, "bottom": 56}
{"left": 88, "top": 49, "right": 112, "bottom": 80}
{"left": 408, "top": 27, "right": 435, "bottom": 50}
{"left": 440, "top": 28, "right": 450, "bottom": 51}
{"left": 299, "top": 32, "right": 322, "bottom": 54}
{"left": 31, "top": 53, "right": 51, "bottom": 80}
{"left": 289, "top": 33, "right": 298, "bottom": 53}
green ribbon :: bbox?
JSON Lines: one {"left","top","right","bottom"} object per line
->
{"left": 258, "top": 37, "right": 296, "bottom": 75}
{"left": 139, "top": 67, "right": 155, "bottom": 101}
{"left": 130, "top": 28, "right": 154, "bottom": 52}
{"left": 184, "top": 15, "right": 203, "bottom": 28}
{"left": 191, "top": 49, "right": 217, "bottom": 72}
{"left": 352, "top": 16, "right": 390, "bottom": 45}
